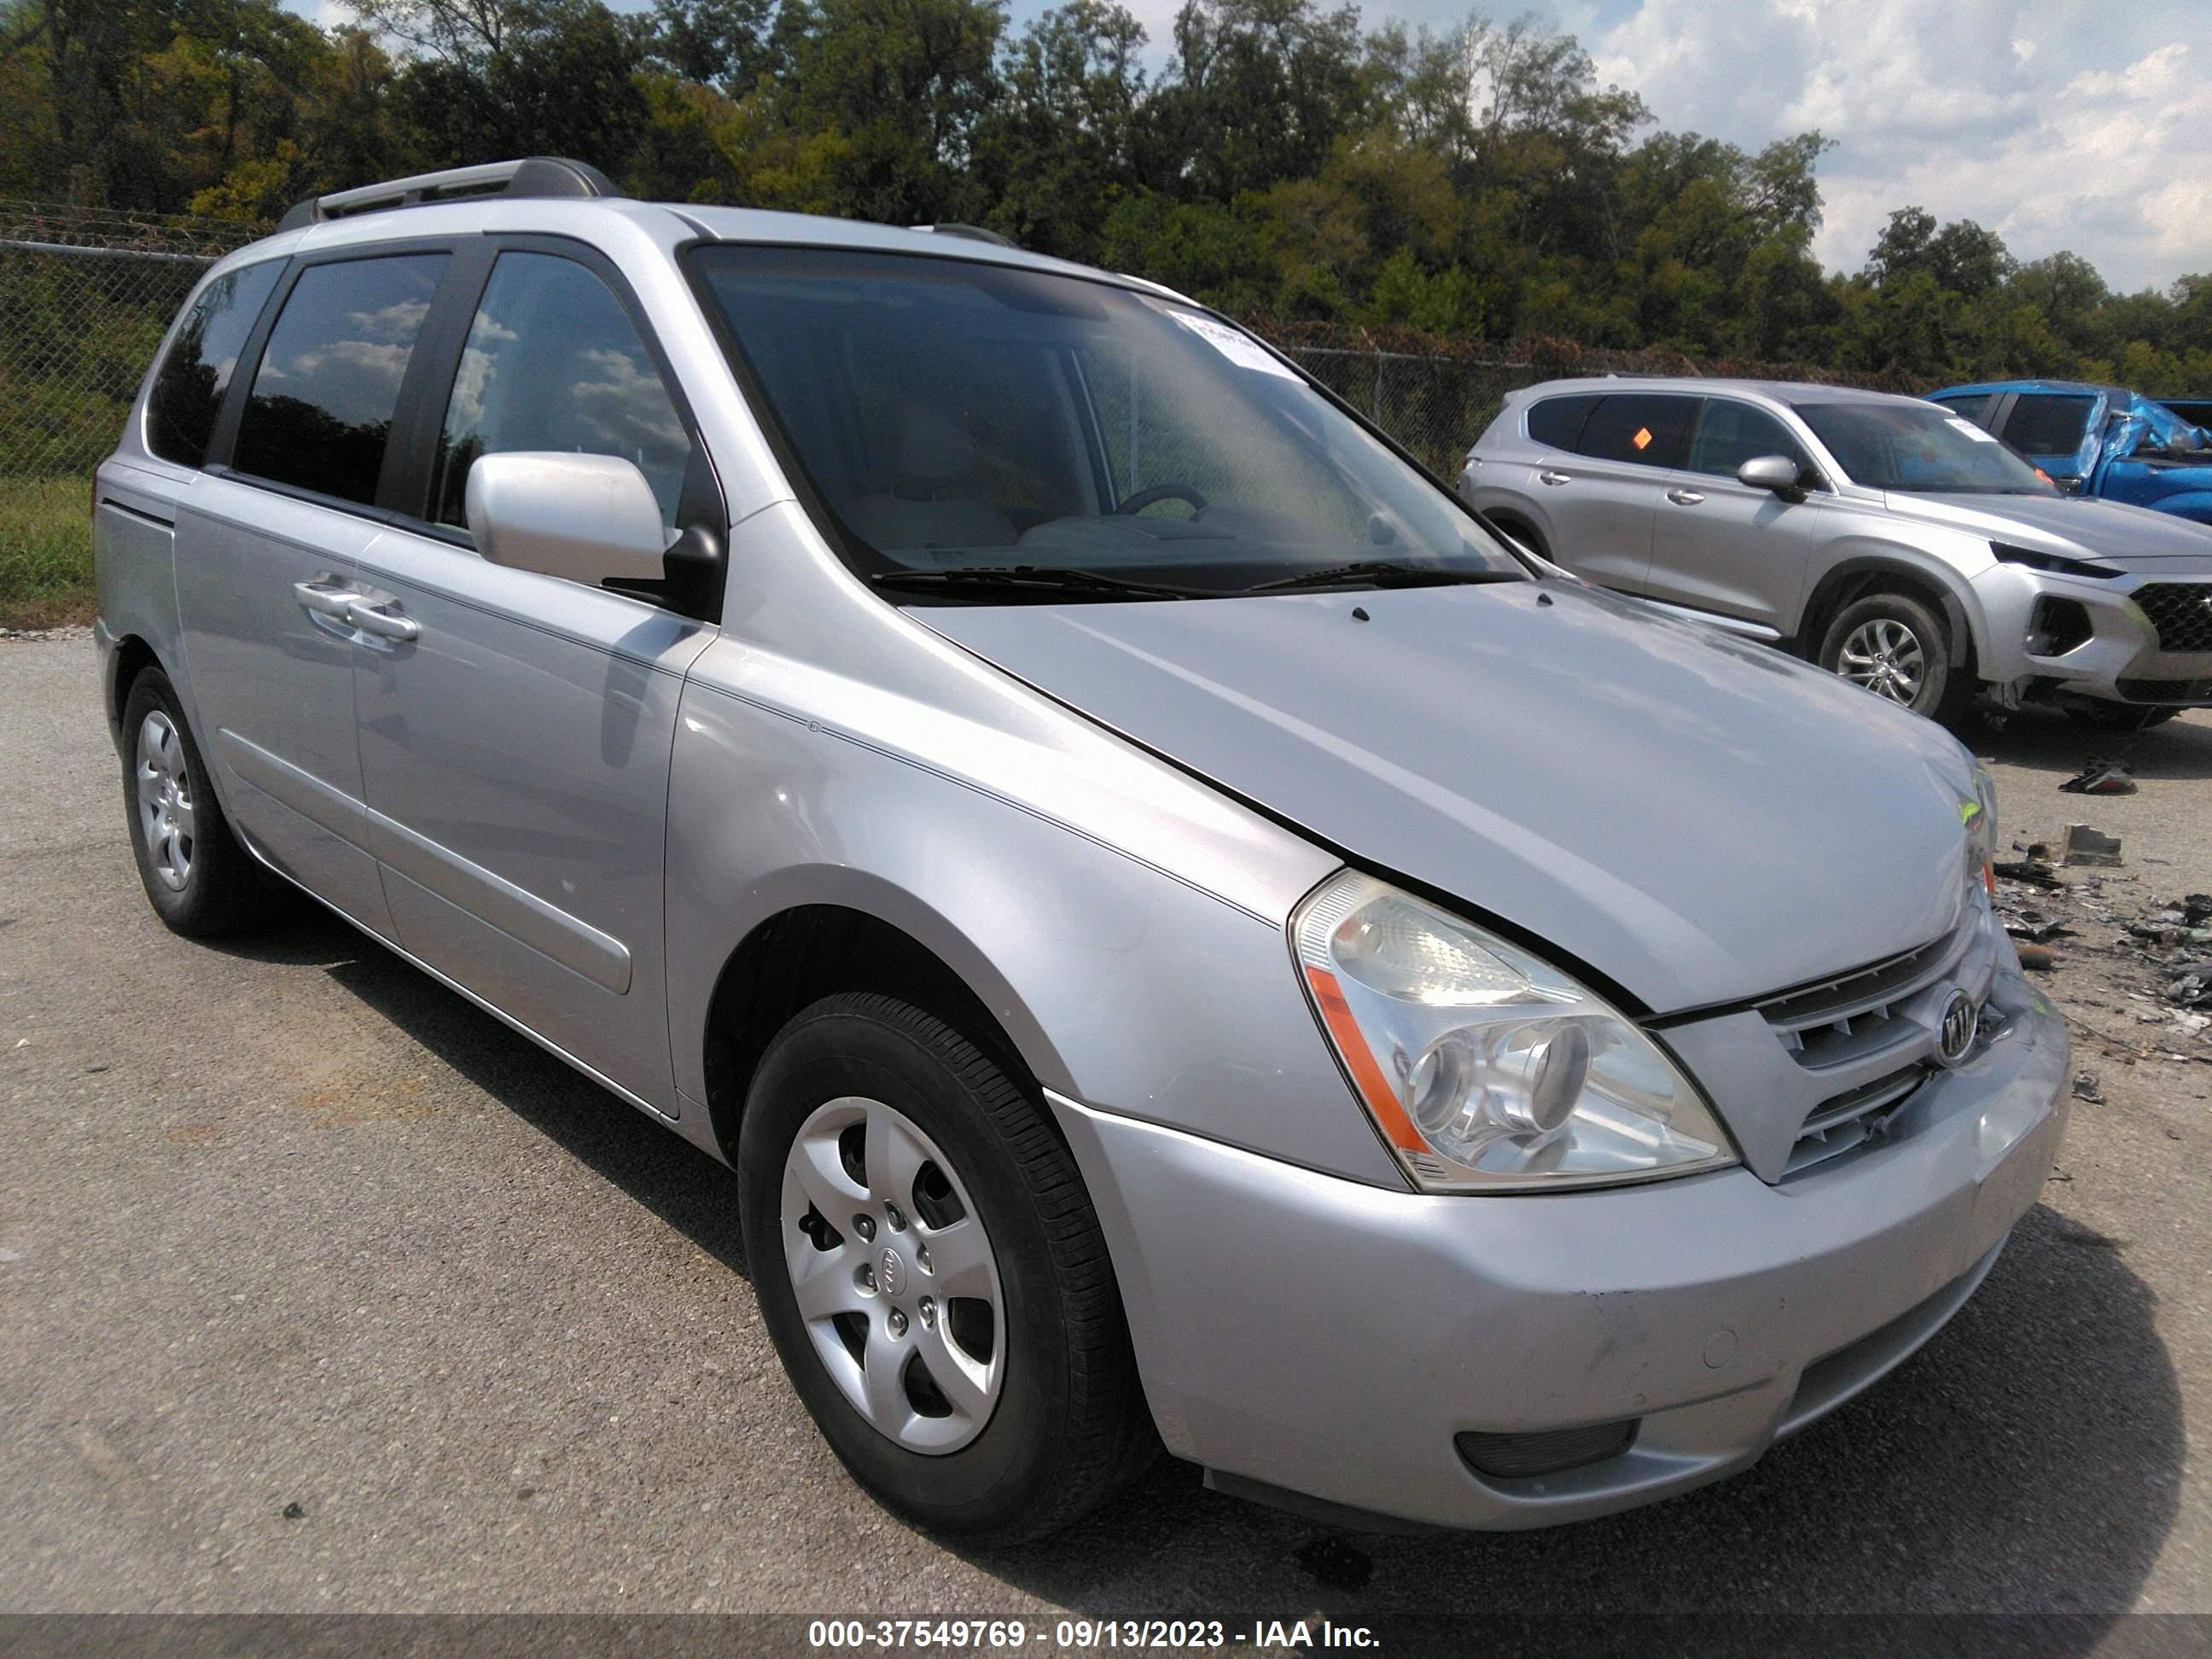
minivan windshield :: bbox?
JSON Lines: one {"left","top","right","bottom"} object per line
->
{"left": 1793, "top": 400, "right": 2056, "bottom": 495}
{"left": 690, "top": 246, "right": 1521, "bottom": 598}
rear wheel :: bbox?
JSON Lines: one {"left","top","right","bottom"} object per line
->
{"left": 1819, "top": 591, "right": 1966, "bottom": 722}
{"left": 119, "top": 668, "right": 284, "bottom": 936}
{"left": 739, "top": 992, "right": 1155, "bottom": 1544}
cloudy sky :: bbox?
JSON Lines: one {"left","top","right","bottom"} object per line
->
{"left": 289, "top": 0, "right": 2211, "bottom": 291}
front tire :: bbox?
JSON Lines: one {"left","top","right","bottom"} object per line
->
{"left": 1819, "top": 591, "right": 1965, "bottom": 722}
{"left": 119, "top": 667, "right": 283, "bottom": 937}
{"left": 739, "top": 993, "right": 1155, "bottom": 1544}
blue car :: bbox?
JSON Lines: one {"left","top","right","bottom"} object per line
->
{"left": 1928, "top": 379, "right": 2212, "bottom": 523}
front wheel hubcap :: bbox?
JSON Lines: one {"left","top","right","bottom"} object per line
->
{"left": 781, "top": 1097, "right": 1005, "bottom": 1454}
{"left": 1837, "top": 618, "right": 1927, "bottom": 705}
{"left": 135, "top": 711, "right": 195, "bottom": 891}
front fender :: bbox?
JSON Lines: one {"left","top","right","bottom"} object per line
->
{"left": 661, "top": 631, "right": 1400, "bottom": 1188}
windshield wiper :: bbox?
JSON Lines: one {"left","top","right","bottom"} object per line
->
{"left": 870, "top": 564, "right": 1208, "bottom": 600}
{"left": 1239, "top": 560, "right": 1522, "bottom": 594}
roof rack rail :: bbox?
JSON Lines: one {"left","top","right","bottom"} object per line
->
{"left": 911, "top": 223, "right": 1018, "bottom": 249}
{"left": 276, "top": 157, "right": 620, "bottom": 234}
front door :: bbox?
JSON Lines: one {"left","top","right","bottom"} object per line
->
{"left": 351, "top": 247, "right": 716, "bottom": 1113}
{"left": 1644, "top": 398, "right": 1822, "bottom": 635}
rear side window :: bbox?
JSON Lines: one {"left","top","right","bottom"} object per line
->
{"left": 1688, "top": 400, "right": 1812, "bottom": 477}
{"left": 1577, "top": 394, "right": 1696, "bottom": 469}
{"left": 2004, "top": 393, "right": 2096, "bottom": 457}
{"left": 1525, "top": 394, "right": 1598, "bottom": 451}
{"left": 145, "top": 260, "right": 282, "bottom": 467}
{"left": 431, "top": 252, "right": 692, "bottom": 531}
{"left": 1929, "top": 393, "right": 1997, "bottom": 427}
{"left": 232, "top": 253, "right": 448, "bottom": 506}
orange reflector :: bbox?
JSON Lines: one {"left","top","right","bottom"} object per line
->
{"left": 1304, "top": 965, "right": 1428, "bottom": 1152}
{"left": 1632, "top": 427, "right": 1652, "bottom": 450}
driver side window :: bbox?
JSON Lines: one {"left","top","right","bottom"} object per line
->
{"left": 432, "top": 252, "right": 691, "bottom": 534}
{"left": 1688, "top": 401, "right": 1811, "bottom": 478}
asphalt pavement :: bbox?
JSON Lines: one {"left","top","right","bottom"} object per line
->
{"left": 3, "top": 633, "right": 2209, "bottom": 1637}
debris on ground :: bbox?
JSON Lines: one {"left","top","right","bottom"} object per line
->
{"left": 2060, "top": 824, "right": 2125, "bottom": 866}
{"left": 1994, "top": 857, "right": 2067, "bottom": 888}
{"left": 2017, "top": 942, "right": 2057, "bottom": 970}
{"left": 2073, "top": 1070, "right": 2104, "bottom": 1103}
{"left": 2060, "top": 759, "right": 2138, "bottom": 795}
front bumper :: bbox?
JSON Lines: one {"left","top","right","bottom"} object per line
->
{"left": 1971, "top": 565, "right": 2212, "bottom": 705}
{"left": 1051, "top": 982, "right": 2069, "bottom": 1531}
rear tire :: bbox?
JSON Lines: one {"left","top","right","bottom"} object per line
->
{"left": 119, "top": 667, "right": 284, "bottom": 937}
{"left": 739, "top": 992, "right": 1155, "bottom": 1544}
{"left": 1818, "top": 591, "right": 1967, "bottom": 723}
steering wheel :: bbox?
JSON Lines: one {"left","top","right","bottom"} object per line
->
{"left": 1113, "top": 482, "right": 1208, "bottom": 515}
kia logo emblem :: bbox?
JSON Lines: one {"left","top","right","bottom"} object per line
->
{"left": 1936, "top": 990, "right": 1981, "bottom": 1067}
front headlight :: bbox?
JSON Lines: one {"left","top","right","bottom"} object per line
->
{"left": 1292, "top": 871, "right": 1738, "bottom": 1193}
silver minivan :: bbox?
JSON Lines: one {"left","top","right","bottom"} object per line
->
{"left": 95, "top": 160, "right": 2069, "bottom": 1542}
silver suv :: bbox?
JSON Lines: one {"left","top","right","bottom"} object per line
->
{"left": 1462, "top": 376, "right": 2212, "bottom": 726}
{"left": 96, "top": 160, "right": 2067, "bottom": 1542}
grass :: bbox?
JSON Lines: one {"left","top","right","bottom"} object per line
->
{"left": 0, "top": 475, "right": 95, "bottom": 629}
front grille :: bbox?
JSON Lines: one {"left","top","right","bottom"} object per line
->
{"left": 1755, "top": 914, "right": 1989, "bottom": 1178}
{"left": 2134, "top": 582, "right": 2212, "bottom": 654}
{"left": 2116, "top": 676, "right": 2212, "bottom": 701}
{"left": 1784, "top": 1064, "right": 1927, "bottom": 1176}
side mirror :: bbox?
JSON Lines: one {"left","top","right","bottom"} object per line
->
{"left": 1736, "top": 454, "right": 1804, "bottom": 497}
{"left": 464, "top": 452, "right": 669, "bottom": 586}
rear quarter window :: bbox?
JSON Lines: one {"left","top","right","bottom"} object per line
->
{"left": 1577, "top": 394, "right": 1697, "bottom": 469}
{"left": 145, "top": 260, "right": 283, "bottom": 467}
{"left": 231, "top": 253, "right": 448, "bottom": 506}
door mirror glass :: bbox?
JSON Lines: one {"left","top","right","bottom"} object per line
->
{"left": 1736, "top": 454, "right": 1803, "bottom": 495}
{"left": 464, "top": 451, "right": 668, "bottom": 585}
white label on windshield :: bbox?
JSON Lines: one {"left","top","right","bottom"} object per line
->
{"left": 1947, "top": 416, "right": 1999, "bottom": 443}
{"left": 1168, "top": 310, "right": 1301, "bottom": 381}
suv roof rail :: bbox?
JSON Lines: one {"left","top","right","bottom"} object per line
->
{"left": 911, "top": 223, "right": 1018, "bottom": 249}
{"left": 276, "top": 157, "right": 620, "bottom": 234}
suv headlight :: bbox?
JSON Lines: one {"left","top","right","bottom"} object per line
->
{"left": 1292, "top": 871, "right": 1738, "bottom": 1193}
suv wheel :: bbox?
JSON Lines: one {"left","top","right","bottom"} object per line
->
{"left": 2065, "top": 702, "right": 2181, "bottom": 732}
{"left": 738, "top": 992, "right": 1155, "bottom": 1544}
{"left": 1819, "top": 592, "right": 1963, "bottom": 721}
{"left": 120, "top": 668, "right": 283, "bottom": 936}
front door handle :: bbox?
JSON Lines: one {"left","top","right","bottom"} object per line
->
{"left": 293, "top": 579, "right": 356, "bottom": 619}
{"left": 1666, "top": 488, "right": 1706, "bottom": 506}
{"left": 346, "top": 602, "right": 420, "bottom": 643}
{"left": 1539, "top": 469, "right": 1572, "bottom": 486}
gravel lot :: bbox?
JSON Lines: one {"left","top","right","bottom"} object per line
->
{"left": 3, "top": 633, "right": 2209, "bottom": 1635}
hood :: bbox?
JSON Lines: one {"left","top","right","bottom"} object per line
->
{"left": 1884, "top": 491, "right": 2212, "bottom": 569}
{"left": 921, "top": 581, "right": 1980, "bottom": 1016}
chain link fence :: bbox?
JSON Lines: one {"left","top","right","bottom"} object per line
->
{"left": 0, "top": 202, "right": 1928, "bottom": 623}
{"left": 1258, "top": 318, "right": 1925, "bottom": 479}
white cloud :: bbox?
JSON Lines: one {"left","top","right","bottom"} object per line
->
{"left": 1583, "top": 0, "right": 2212, "bottom": 289}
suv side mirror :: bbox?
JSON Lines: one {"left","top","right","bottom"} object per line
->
{"left": 464, "top": 452, "right": 669, "bottom": 586}
{"left": 1736, "top": 454, "right": 1805, "bottom": 498}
